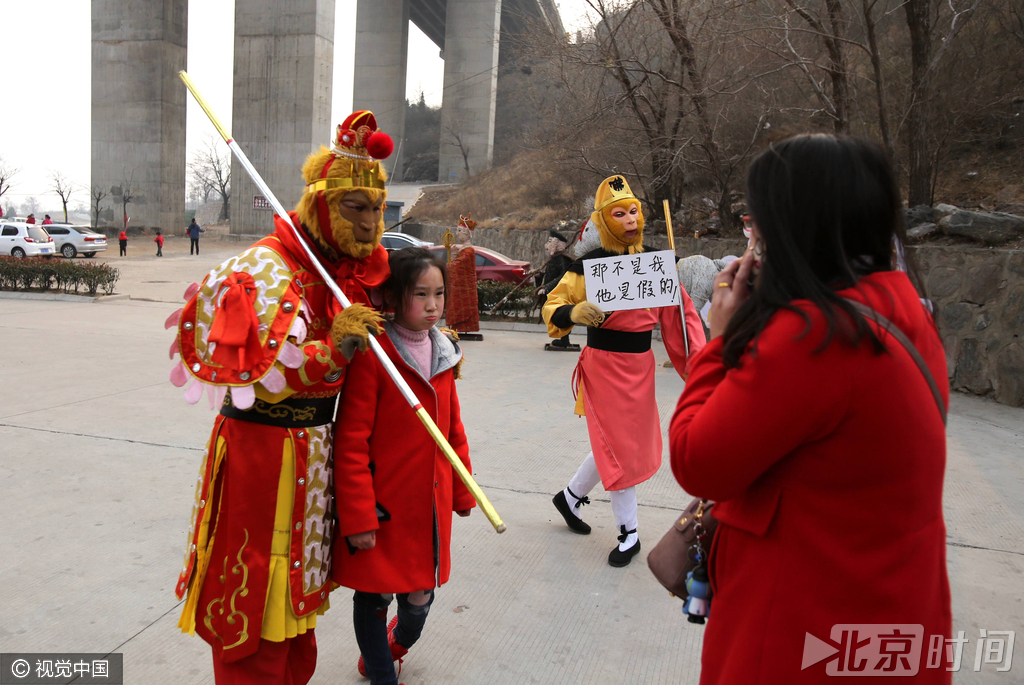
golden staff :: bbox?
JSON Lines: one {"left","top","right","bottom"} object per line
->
{"left": 663, "top": 199, "right": 689, "bottom": 357}
{"left": 178, "top": 71, "right": 506, "bottom": 534}
{"left": 441, "top": 227, "right": 455, "bottom": 263}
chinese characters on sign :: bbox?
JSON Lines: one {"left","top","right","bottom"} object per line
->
{"left": 253, "top": 195, "right": 273, "bottom": 211}
{"left": 582, "top": 250, "right": 680, "bottom": 313}
{"left": 800, "top": 625, "right": 1014, "bottom": 676}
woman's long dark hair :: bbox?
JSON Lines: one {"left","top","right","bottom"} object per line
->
{"left": 721, "top": 134, "right": 919, "bottom": 368}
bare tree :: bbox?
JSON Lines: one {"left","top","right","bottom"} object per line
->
{"left": 188, "top": 136, "right": 231, "bottom": 222}
{"left": 91, "top": 186, "right": 108, "bottom": 227}
{"left": 110, "top": 169, "right": 137, "bottom": 230}
{"left": 25, "top": 197, "right": 39, "bottom": 215}
{"left": 0, "top": 157, "right": 17, "bottom": 215}
{"left": 51, "top": 171, "right": 75, "bottom": 223}
{"left": 443, "top": 121, "right": 472, "bottom": 178}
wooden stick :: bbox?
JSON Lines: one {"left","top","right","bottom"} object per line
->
{"left": 663, "top": 199, "right": 688, "bottom": 356}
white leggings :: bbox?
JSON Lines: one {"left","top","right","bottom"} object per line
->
{"left": 567, "top": 451, "right": 638, "bottom": 532}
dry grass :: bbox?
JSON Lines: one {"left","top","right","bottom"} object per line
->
{"left": 408, "top": 150, "right": 590, "bottom": 231}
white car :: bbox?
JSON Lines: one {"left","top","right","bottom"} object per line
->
{"left": 45, "top": 224, "right": 108, "bottom": 258}
{"left": 0, "top": 222, "right": 56, "bottom": 258}
{"left": 380, "top": 232, "right": 434, "bottom": 251}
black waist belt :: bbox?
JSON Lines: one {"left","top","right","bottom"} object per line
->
{"left": 587, "top": 327, "right": 652, "bottom": 354}
{"left": 220, "top": 393, "right": 337, "bottom": 428}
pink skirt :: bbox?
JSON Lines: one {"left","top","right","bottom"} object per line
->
{"left": 577, "top": 345, "right": 661, "bottom": 491}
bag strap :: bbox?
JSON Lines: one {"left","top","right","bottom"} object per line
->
{"left": 843, "top": 299, "right": 947, "bottom": 426}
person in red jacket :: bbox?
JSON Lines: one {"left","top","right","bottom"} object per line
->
{"left": 333, "top": 247, "right": 474, "bottom": 685}
{"left": 153, "top": 230, "right": 163, "bottom": 257}
{"left": 670, "top": 135, "right": 951, "bottom": 683}
{"left": 118, "top": 230, "right": 128, "bottom": 256}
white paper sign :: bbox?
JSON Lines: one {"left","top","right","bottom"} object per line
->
{"left": 582, "top": 250, "right": 680, "bottom": 312}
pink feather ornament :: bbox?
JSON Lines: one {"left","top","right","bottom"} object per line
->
{"left": 278, "top": 342, "right": 303, "bottom": 369}
{"left": 170, "top": 362, "right": 189, "bottom": 388}
{"left": 259, "top": 366, "right": 287, "bottom": 394}
{"left": 183, "top": 379, "right": 205, "bottom": 405}
{"left": 183, "top": 282, "right": 201, "bottom": 300}
{"left": 231, "top": 383, "right": 256, "bottom": 410}
{"left": 165, "top": 308, "right": 183, "bottom": 330}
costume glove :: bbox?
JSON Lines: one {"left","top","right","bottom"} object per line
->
{"left": 570, "top": 301, "right": 605, "bottom": 327}
{"left": 330, "top": 303, "right": 383, "bottom": 361}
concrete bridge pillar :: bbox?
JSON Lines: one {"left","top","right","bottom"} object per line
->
{"left": 91, "top": 0, "right": 187, "bottom": 234}
{"left": 438, "top": 0, "right": 502, "bottom": 183}
{"left": 231, "top": 0, "right": 335, "bottom": 235}
{"left": 354, "top": 0, "right": 411, "bottom": 183}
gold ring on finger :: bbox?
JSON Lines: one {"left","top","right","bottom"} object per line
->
{"left": 717, "top": 282, "right": 731, "bottom": 288}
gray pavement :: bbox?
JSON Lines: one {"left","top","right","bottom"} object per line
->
{"left": 1, "top": 242, "right": 1022, "bottom": 684}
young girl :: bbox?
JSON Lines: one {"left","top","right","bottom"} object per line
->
{"left": 332, "top": 247, "right": 474, "bottom": 685}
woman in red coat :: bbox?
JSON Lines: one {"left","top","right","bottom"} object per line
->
{"left": 670, "top": 135, "right": 951, "bottom": 684}
{"left": 333, "top": 248, "right": 475, "bottom": 685}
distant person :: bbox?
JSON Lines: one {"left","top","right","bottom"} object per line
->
{"left": 154, "top": 230, "right": 163, "bottom": 257}
{"left": 26, "top": 213, "right": 35, "bottom": 224}
{"left": 118, "top": 230, "right": 128, "bottom": 256}
{"left": 670, "top": 135, "right": 951, "bottom": 682}
{"left": 187, "top": 218, "right": 205, "bottom": 255}
{"left": 536, "top": 228, "right": 576, "bottom": 351}
{"left": 42, "top": 214, "right": 52, "bottom": 225}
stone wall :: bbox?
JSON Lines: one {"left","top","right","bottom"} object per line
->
{"left": 405, "top": 222, "right": 1024, "bottom": 407}
{"left": 908, "top": 246, "right": 1023, "bottom": 407}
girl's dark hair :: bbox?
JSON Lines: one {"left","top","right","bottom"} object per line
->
{"left": 722, "top": 134, "right": 921, "bottom": 368}
{"left": 384, "top": 247, "right": 448, "bottom": 317}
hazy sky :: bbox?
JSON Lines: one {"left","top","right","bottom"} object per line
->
{"left": 2, "top": 0, "right": 594, "bottom": 212}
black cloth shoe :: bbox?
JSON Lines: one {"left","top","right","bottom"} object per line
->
{"left": 608, "top": 526, "right": 641, "bottom": 567}
{"left": 552, "top": 489, "right": 591, "bottom": 535}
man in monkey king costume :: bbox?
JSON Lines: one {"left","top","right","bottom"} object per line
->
{"left": 169, "top": 110, "right": 394, "bottom": 684}
{"left": 544, "top": 175, "right": 706, "bottom": 567}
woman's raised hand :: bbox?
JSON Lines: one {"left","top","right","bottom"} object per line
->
{"left": 708, "top": 250, "right": 755, "bottom": 340}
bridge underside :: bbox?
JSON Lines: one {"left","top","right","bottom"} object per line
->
{"left": 411, "top": 0, "right": 563, "bottom": 52}
{"left": 355, "top": 0, "right": 563, "bottom": 183}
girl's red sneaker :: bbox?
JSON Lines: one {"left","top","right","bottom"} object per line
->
{"left": 357, "top": 615, "right": 409, "bottom": 677}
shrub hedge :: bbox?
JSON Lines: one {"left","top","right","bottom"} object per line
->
{"left": 476, "top": 279, "right": 535, "bottom": 317}
{"left": 0, "top": 257, "right": 120, "bottom": 296}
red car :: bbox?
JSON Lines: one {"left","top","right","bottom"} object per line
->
{"left": 428, "top": 246, "right": 530, "bottom": 283}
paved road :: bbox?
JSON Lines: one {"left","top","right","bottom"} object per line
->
{"left": 1, "top": 243, "right": 1021, "bottom": 683}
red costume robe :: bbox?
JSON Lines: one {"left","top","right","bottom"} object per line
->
{"left": 446, "top": 245, "right": 479, "bottom": 333}
{"left": 170, "top": 213, "right": 389, "bottom": 664}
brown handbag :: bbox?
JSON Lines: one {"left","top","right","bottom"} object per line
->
{"left": 648, "top": 299, "right": 947, "bottom": 598}
{"left": 647, "top": 497, "right": 717, "bottom": 597}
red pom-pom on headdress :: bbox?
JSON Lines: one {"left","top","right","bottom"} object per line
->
{"left": 366, "top": 131, "right": 394, "bottom": 160}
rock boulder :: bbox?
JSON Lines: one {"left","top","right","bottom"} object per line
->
{"left": 938, "top": 210, "right": 1024, "bottom": 245}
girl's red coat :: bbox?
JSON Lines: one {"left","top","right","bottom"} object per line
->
{"left": 331, "top": 332, "right": 474, "bottom": 593}
{"left": 670, "top": 271, "right": 952, "bottom": 684}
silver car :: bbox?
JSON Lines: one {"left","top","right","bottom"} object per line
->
{"left": 380, "top": 232, "right": 434, "bottom": 251}
{"left": 46, "top": 224, "right": 108, "bottom": 258}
